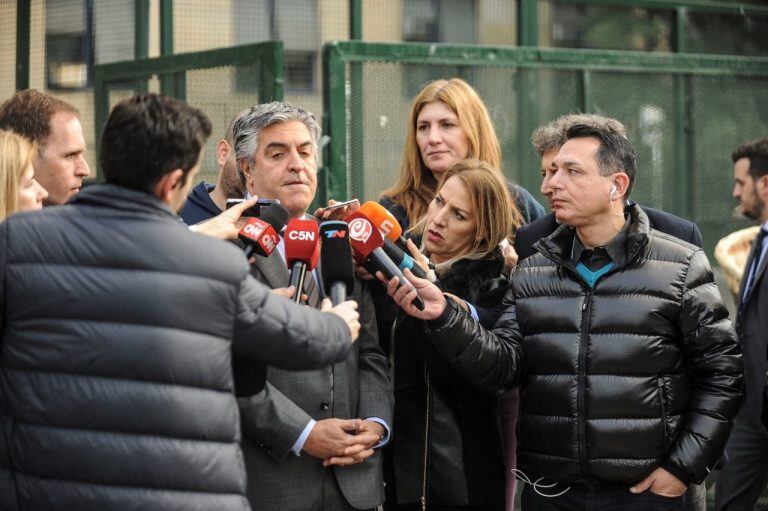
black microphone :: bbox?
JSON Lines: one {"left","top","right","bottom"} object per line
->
{"left": 382, "top": 238, "right": 428, "bottom": 279}
{"left": 320, "top": 221, "right": 355, "bottom": 305}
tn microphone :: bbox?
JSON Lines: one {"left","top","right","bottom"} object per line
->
{"left": 319, "top": 221, "right": 355, "bottom": 306}
{"left": 284, "top": 219, "right": 320, "bottom": 303}
{"left": 345, "top": 211, "right": 424, "bottom": 311}
{"left": 238, "top": 203, "right": 290, "bottom": 259}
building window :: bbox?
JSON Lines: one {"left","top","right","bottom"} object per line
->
{"left": 46, "top": 0, "right": 94, "bottom": 90}
{"left": 234, "top": 0, "right": 318, "bottom": 92}
{"left": 403, "top": 0, "right": 478, "bottom": 44}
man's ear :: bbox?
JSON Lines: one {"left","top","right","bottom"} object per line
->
{"left": 611, "top": 172, "right": 631, "bottom": 200}
{"left": 239, "top": 158, "right": 253, "bottom": 187}
{"left": 152, "top": 169, "right": 184, "bottom": 204}
{"left": 757, "top": 174, "right": 768, "bottom": 199}
{"left": 216, "top": 139, "right": 230, "bottom": 167}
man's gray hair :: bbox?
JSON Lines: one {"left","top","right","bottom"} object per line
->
{"left": 531, "top": 113, "right": 626, "bottom": 156}
{"left": 233, "top": 101, "right": 321, "bottom": 164}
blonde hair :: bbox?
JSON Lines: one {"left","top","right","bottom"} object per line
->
{"left": 415, "top": 159, "right": 521, "bottom": 261}
{"left": 383, "top": 78, "right": 503, "bottom": 227}
{"left": 0, "top": 130, "right": 36, "bottom": 221}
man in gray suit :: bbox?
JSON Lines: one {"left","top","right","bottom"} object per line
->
{"left": 231, "top": 101, "right": 393, "bottom": 511}
{"left": 715, "top": 139, "right": 768, "bottom": 510}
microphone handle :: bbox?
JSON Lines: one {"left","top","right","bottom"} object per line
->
{"left": 369, "top": 248, "right": 425, "bottom": 311}
{"left": 382, "top": 239, "right": 428, "bottom": 279}
{"left": 243, "top": 244, "right": 255, "bottom": 260}
{"left": 329, "top": 282, "right": 347, "bottom": 306}
{"left": 289, "top": 261, "right": 307, "bottom": 303}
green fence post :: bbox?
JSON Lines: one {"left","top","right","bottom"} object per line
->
{"left": 321, "top": 42, "right": 348, "bottom": 206}
{"left": 159, "top": 0, "right": 186, "bottom": 100}
{"left": 349, "top": 0, "right": 364, "bottom": 201}
{"left": 518, "top": 0, "right": 538, "bottom": 47}
{"left": 260, "top": 41, "right": 285, "bottom": 102}
{"left": 15, "top": 0, "right": 30, "bottom": 91}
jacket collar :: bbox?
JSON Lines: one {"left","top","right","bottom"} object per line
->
{"left": 71, "top": 183, "right": 178, "bottom": 219}
{"left": 534, "top": 203, "right": 650, "bottom": 271}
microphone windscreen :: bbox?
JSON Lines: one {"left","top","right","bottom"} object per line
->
{"left": 320, "top": 221, "right": 355, "bottom": 293}
{"left": 358, "top": 201, "right": 403, "bottom": 242}
{"left": 345, "top": 211, "right": 385, "bottom": 264}
{"left": 260, "top": 202, "right": 291, "bottom": 232}
{"left": 284, "top": 219, "right": 320, "bottom": 268}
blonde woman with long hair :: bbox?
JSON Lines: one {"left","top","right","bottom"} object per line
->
{"left": 0, "top": 130, "right": 48, "bottom": 220}
{"left": 380, "top": 78, "right": 543, "bottom": 232}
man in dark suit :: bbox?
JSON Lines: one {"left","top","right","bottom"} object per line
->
{"left": 231, "top": 101, "right": 393, "bottom": 511}
{"left": 515, "top": 114, "right": 702, "bottom": 260}
{"left": 715, "top": 139, "right": 768, "bottom": 510}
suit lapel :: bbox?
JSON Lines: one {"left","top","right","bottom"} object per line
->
{"left": 252, "top": 250, "right": 291, "bottom": 290}
{"left": 740, "top": 234, "right": 764, "bottom": 305}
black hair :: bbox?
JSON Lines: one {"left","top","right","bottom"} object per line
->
{"left": 565, "top": 123, "right": 638, "bottom": 198}
{"left": 99, "top": 93, "right": 212, "bottom": 191}
{"left": 732, "top": 139, "right": 768, "bottom": 179}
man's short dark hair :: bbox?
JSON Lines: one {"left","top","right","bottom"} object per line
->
{"left": 732, "top": 139, "right": 768, "bottom": 179}
{"left": 565, "top": 123, "right": 638, "bottom": 198}
{"left": 100, "top": 93, "right": 212, "bottom": 192}
{"left": 0, "top": 89, "right": 79, "bottom": 146}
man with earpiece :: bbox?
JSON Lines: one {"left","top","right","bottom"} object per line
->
{"left": 381, "top": 122, "right": 743, "bottom": 511}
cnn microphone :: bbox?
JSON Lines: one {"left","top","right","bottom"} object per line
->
{"left": 284, "top": 219, "right": 320, "bottom": 303}
{"left": 358, "top": 201, "right": 408, "bottom": 248}
{"left": 320, "top": 221, "right": 355, "bottom": 305}
{"left": 238, "top": 203, "right": 290, "bottom": 259}
{"left": 346, "top": 211, "right": 424, "bottom": 311}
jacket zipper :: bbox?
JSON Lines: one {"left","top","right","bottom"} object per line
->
{"left": 658, "top": 377, "right": 669, "bottom": 448}
{"left": 421, "top": 367, "right": 431, "bottom": 511}
{"left": 577, "top": 289, "right": 594, "bottom": 490}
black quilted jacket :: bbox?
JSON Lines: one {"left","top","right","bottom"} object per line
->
{"left": 423, "top": 205, "right": 743, "bottom": 490}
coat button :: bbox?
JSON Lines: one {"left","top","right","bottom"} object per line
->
{"left": 320, "top": 402, "right": 330, "bottom": 410}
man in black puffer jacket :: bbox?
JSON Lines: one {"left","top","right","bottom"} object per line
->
{"left": 0, "top": 93, "right": 361, "bottom": 511}
{"left": 383, "top": 124, "right": 742, "bottom": 510}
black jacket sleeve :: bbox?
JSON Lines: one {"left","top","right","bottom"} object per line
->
{"left": 663, "top": 249, "right": 743, "bottom": 484}
{"left": 423, "top": 293, "right": 523, "bottom": 394}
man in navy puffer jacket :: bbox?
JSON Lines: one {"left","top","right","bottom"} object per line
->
{"left": 0, "top": 93, "right": 360, "bottom": 511}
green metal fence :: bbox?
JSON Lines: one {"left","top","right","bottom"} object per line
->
{"left": 93, "top": 41, "right": 284, "bottom": 184}
{"left": 321, "top": 40, "right": 768, "bottom": 254}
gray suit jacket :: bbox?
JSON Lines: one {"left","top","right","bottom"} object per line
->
{"left": 237, "top": 247, "right": 393, "bottom": 510}
{"left": 737, "top": 230, "right": 768, "bottom": 425}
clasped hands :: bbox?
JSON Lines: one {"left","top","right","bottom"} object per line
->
{"left": 303, "top": 418, "right": 385, "bottom": 467}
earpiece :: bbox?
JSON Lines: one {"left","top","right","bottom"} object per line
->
{"left": 609, "top": 184, "right": 617, "bottom": 198}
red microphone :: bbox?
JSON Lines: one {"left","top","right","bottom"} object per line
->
{"left": 237, "top": 202, "right": 290, "bottom": 259}
{"left": 345, "top": 211, "right": 424, "bottom": 310}
{"left": 238, "top": 217, "right": 280, "bottom": 258}
{"left": 284, "top": 219, "right": 320, "bottom": 303}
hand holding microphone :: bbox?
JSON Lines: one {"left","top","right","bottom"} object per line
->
{"left": 321, "top": 298, "right": 360, "bottom": 342}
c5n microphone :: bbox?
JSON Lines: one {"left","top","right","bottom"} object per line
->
{"left": 320, "top": 221, "right": 355, "bottom": 305}
{"left": 346, "top": 211, "right": 424, "bottom": 311}
{"left": 238, "top": 203, "right": 290, "bottom": 259}
{"left": 358, "top": 201, "right": 408, "bottom": 248}
{"left": 284, "top": 219, "right": 320, "bottom": 303}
